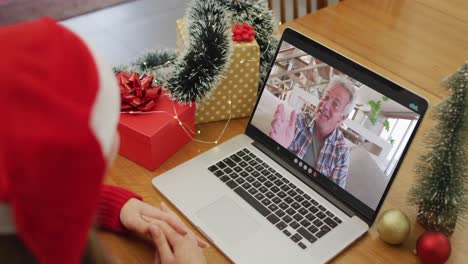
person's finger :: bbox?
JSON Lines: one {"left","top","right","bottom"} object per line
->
{"left": 149, "top": 225, "right": 174, "bottom": 264}
{"left": 269, "top": 129, "right": 276, "bottom": 138}
{"left": 160, "top": 201, "right": 169, "bottom": 212}
{"left": 160, "top": 202, "right": 208, "bottom": 248}
{"left": 159, "top": 202, "right": 189, "bottom": 233}
{"left": 288, "top": 110, "right": 297, "bottom": 128}
{"left": 141, "top": 214, "right": 188, "bottom": 239}
{"left": 159, "top": 202, "right": 188, "bottom": 234}
{"left": 152, "top": 220, "right": 183, "bottom": 247}
{"left": 139, "top": 202, "right": 187, "bottom": 235}
{"left": 154, "top": 247, "right": 161, "bottom": 264}
{"left": 277, "top": 104, "right": 286, "bottom": 122}
{"left": 273, "top": 104, "right": 285, "bottom": 122}
{"left": 272, "top": 104, "right": 287, "bottom": 132}
{"left": 196, "top": 238, "right": 209, "bottom": 248}
{"left": 159, "top": 202, "right": 176, "bottom": 215}
{"left": 195, "top": 237, "right": 210, "bottom": 248}
{"left": 270, "top": 119, "right": 280, "bottom": 133}
{"left": 127, "top": 214, "right": 154, "bottom": 235}
{"left": 273, "top": 103, "right": 282, "bottom": 116}
{"left": 271, "top": 114, "right": 284, "bottom": 127}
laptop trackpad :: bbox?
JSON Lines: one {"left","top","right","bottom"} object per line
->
{"left": 195, "top": 195, "right": 260, "bottom": 245}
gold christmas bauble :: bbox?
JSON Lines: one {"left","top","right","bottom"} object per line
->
{"left": 377, "top": 209, "right": 411, "bottom": 245}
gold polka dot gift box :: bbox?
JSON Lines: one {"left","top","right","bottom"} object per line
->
{"left": 176, "top": 19, "right": 259, "bottom": 124}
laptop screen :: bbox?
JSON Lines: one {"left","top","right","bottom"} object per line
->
{"left": 247, "top": 28, "right": 427, "bottom": 224}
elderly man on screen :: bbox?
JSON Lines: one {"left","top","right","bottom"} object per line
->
{"left": 269, "top": 76, "right": 356, "bottom": 188}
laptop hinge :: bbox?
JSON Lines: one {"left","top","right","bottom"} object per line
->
{"left": 252, "top": 140, "right": 357, "bottom": 218}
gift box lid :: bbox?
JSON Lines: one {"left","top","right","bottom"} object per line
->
{"left": 119, "top": 90, "right": 193, "bottom": 143}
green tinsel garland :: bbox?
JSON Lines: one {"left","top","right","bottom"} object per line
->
{"left": 134, "top": 50, "right": 176, "bottom": 73}
{"left": 113, "top": 49, "right": 176, "bottom": 77}
{"left": 116, "top": 0, "right": 278, "bottom": 103}
{"left": 222, "top": 0, "right": 279, "bottom": 90}
{"left": 164, "top": 0, "right": 233, "bottom": 103}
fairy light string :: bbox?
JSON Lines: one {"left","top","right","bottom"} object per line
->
{"left": 241, "top": 39, "right": 272, "bottom": 63}
{"left": 121, "top": 98, "right": 232, "bottom": 145}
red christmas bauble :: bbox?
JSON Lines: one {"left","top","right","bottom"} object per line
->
{"left": 416, "top": 231, "right": 451, "bottom": 264}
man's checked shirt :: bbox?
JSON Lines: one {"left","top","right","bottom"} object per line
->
{"left": 288, "top": 112, "right": 349, "bottom": 188}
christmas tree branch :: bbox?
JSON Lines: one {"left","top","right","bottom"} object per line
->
{"left": 408, "top": 62, "right": 468, "bottom": 234}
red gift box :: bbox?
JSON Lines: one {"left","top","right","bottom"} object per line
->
{"left": 118, "top": 90, "right": 195, "bottom": 170}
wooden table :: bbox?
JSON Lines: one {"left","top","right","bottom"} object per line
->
{"left": 98, "top": 0, "right": 468, "bottom": 263}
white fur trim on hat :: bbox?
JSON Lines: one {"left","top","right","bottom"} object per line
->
{"left": 61, "top": 25, "right": 120, "bottom": 162}
{"left": 86, "top": 43, "right": 120, "bottom": 162}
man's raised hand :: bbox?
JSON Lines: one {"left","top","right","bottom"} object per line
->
{"left": 269, "top": 104, "right": 296, "bottom": 148}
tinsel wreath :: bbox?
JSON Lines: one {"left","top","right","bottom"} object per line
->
{"left": 116, "top": 0, "right": 278, "bottom": 103}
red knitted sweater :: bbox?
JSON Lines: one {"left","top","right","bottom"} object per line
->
{"left": 95, "top": 185, "right": 142, "bottom": 232}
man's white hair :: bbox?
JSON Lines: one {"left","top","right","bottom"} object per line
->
{"left": 324, "top": 75, "right": 356, "bottom": 115}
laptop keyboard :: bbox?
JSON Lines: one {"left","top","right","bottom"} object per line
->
{"left": 207, "top": 148, "right": 342, "bottom": 250}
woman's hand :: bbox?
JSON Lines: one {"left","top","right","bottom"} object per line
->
{"left": 149, "top": 220, "right": 207, "bottom": 264}
{"left": 120, "top": 199, "right": 207, "bottom": 248}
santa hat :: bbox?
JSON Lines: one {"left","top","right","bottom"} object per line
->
{"left": 0, "top": 18, "right": 119, "bottom": 263}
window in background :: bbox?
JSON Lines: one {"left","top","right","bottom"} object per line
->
{"left": 380, "top": 118, "right": 417, "bottom": 176}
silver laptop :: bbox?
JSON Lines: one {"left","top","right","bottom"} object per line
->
{"left": 152, "top": 28, "right": 428, "bottom": 263}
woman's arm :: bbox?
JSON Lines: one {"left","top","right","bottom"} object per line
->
{"left": 95, "top": 184, "right": 142, "bottom": 232}
{"left": 95, "top": 184, "right": 207, "bottom": 248}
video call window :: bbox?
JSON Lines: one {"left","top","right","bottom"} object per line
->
{"left": 251, "top": 41, "right": 421, "bottom": 210}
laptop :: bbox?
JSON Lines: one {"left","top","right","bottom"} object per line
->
{"left": 152, "top": 28, "right": 428, "bottom": 263}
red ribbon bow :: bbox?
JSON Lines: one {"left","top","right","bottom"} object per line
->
{"left": 117, "top": 72, "right": 162, "bottom": 112}
{"left": 232, "top": 23, "right": 255, "bottom": 42}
